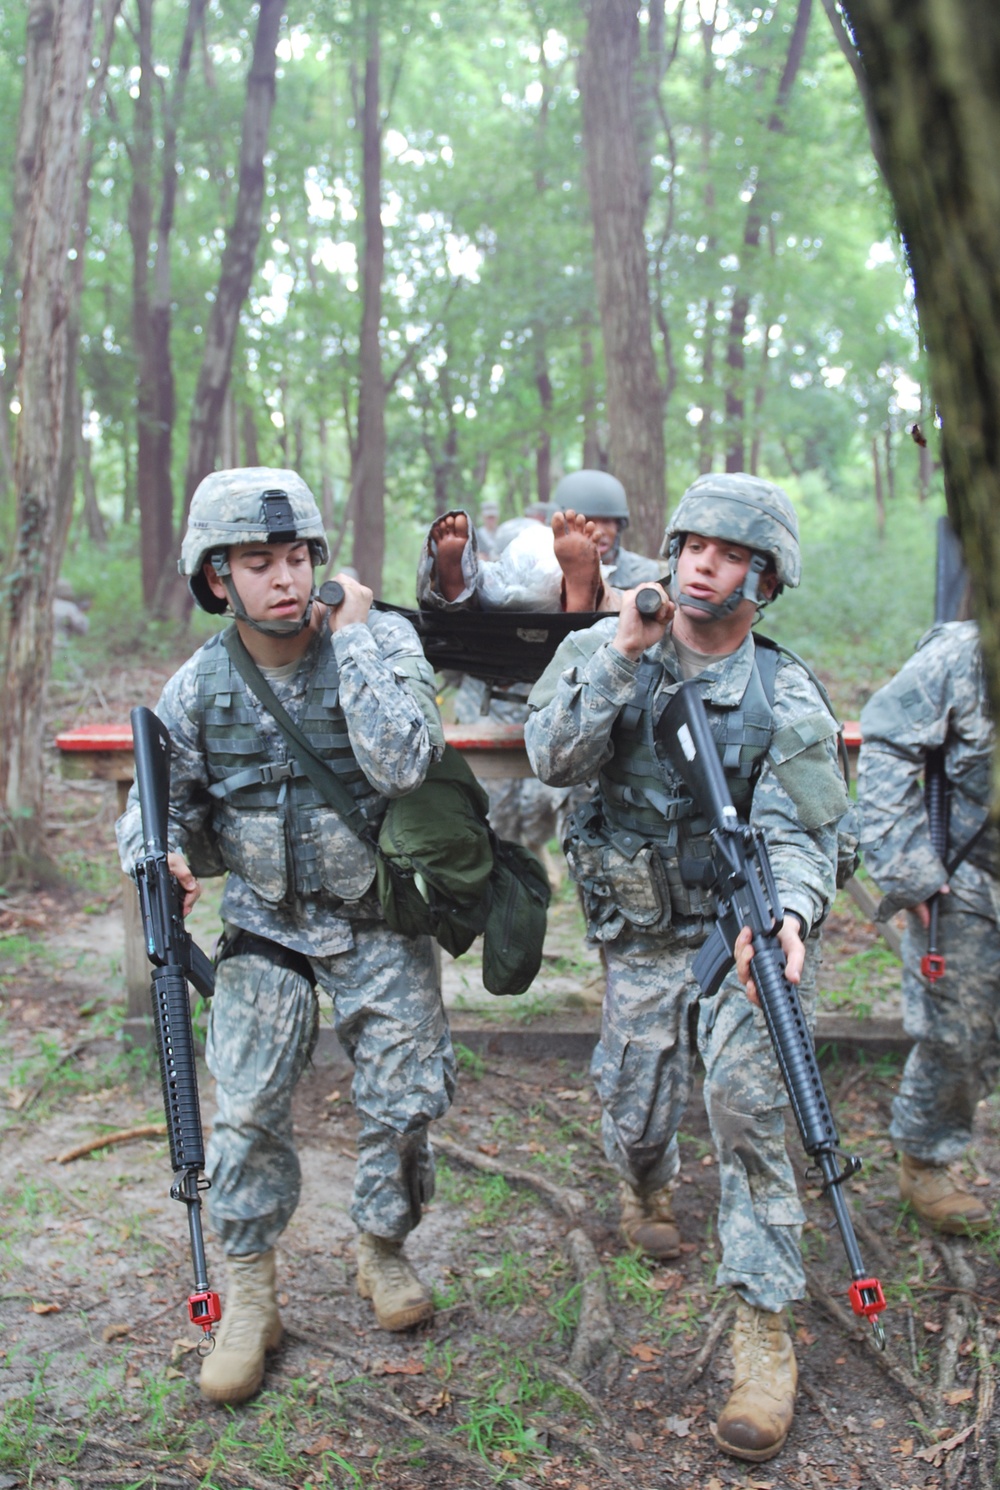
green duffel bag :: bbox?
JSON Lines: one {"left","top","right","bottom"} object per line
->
{"left": 481, "top": 837, "right": 551, "bottom": 997}
{"left": 376, "top": 745, "right": 494, "bottom": 957}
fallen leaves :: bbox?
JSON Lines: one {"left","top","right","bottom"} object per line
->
{"left": 914, "top": 1423, "right": 974, "bottom": 1466}
{"left": 28, "top": 1300, "right": 60, "bottom": 1315}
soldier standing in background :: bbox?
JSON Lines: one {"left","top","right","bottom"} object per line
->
{"left": 117, "top": 468, "right": 455, "bottom": 1405}
{"left": 858, "top": 618, "right": 997, "bottom": 1234}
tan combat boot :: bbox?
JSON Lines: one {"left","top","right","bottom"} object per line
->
{"left": 715, "top": 1301, "right": 797, "bottom": 1462}
{"left": 619, "top": 1182, "right": 681, "bottom": 1260}
{"left": 899, "top": 1153, "right": 991, "bottom": 1234}
{"left": 356, "top": 1233, "right": 434, "bottom": 1331}
{"left": 199, "top": 1250, "right": 283, "bottom": 1405}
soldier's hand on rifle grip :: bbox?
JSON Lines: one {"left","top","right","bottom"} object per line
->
{"left": 914, "top": 883, "right": 949, "bottom": 929}
{"left": 167, "top": 852, "right": 202, "bottom": 916}
{"left": 613, "top": 585, "right": 674, "bottom": 661}
{"left": 734, "top": 917, "right": 805, "bottom": 1009}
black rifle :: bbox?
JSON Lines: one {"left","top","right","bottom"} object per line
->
{"left": 657, "top": 681, "right": 887, "bottom": 1347}
{"left": 130, "top": 705, "right": 221, "bottom": 1342}
{"left": 921, "top": 516, "right": 969, "bottom": 981}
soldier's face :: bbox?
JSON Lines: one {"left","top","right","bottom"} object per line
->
{"left": 676, "top": 533, "right": 775, "bottom": 616}
{"left": 587, "top": 517, "right": 622, "bottom": 557}
{"left": 205, "top": 540, "right": 314, "bottom": 622}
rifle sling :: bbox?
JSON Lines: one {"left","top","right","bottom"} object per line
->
{"left": 944, "top": 814, "right": 992, "bottom": 878}
{"left": 221, "top": 626, "right": 373, "bottom": 842}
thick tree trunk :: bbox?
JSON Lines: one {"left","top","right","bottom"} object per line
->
{"left": 579, "top": 0, "right": 666, "bottom": 556}
{"left": 350, "top": 5, "right": 386, "bottom": 591}
{"left": 837, "top": 1, "right": 1000, "bottom": 794}
{"left": 0, "top": 0, "right": 94, "bottom": 880}
{"left": 165, "top": 0, "right": 282, "bottom": 613}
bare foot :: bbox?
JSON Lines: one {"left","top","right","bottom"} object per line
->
{"left": 430, "top": 511, "right": 470, "bottom": 602}
{"left": 553, "top": 509, "right": 602, "bottom": 611}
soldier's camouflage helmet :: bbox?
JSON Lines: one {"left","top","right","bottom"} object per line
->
{"left": 180, "top": 467, "right": 329, "bottom": 614}
{"left": 553, "top": 470, "right": 630, "bottom": 527}
{"left": 662, "top": 472, "right": 801, "bottom": 592}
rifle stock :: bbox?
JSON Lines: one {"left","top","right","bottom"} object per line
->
{"left": 658, "top": 682, "right": 887, "bottom": 1347}
{"left": 130, "top": 706, "right": 221, "bottom": 1342}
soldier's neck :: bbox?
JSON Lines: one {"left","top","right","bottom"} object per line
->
{"left": 233, "top": 616, "right": 316, "bottom": 670}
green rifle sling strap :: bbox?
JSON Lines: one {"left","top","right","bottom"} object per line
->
{"left": 220, "top": 625, "right": 373, "bottom": 842}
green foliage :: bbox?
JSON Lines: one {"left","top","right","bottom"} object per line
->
{"left": 760, "top": 486, "right": 943, "bottom": 716}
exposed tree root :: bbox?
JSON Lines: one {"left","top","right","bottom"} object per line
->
{"left": 673, "top": 1299, "right": 734, "bottom": 1393}
{"left": 350, "top": 1380, "right": 536, "bottom": 1490}
{"left": 54, "top": 1123, "right": 167, "bottom": 1163}
{"left": 805, "top": 1266, "right": 937, "bottom": 1421}
{"left": 435, "top": 1130, "right": 586, "bottom": 1222}
{"left": 564, "top": 1226, "right": 615, "bottom": 1377}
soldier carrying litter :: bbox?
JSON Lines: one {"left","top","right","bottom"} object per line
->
{"left": 116, "top": 467, "right": 455, "bottom": 1405}
{"left": 524, "top": 473, "right": 856, "bottom": 1464}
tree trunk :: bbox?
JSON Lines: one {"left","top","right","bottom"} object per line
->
{"left": 0, "top": 0, "right": 94, "bottom": 881}
{"left": 166, "top": 0, "right": 283, "bottom": 613}
{"left": 580, "top": 323, "right": 604, "bottom": 469}
{"left": 349, "top": 3, "right": 386, "bottom": 591}
{"left": 0, "top": 0, "right": 55, "bottom": 516}
{"left": 871, "top": 435, "right": 886, "bottom": 539}
{"left": 837, "top": 1, "right": 1000, "bottom": 786}
{"left": 54, "top": 0, "right": 118, "bottom": 565}
{"left": 130, "top": 0, "right": 206, "bottom": 608}
{"left": 579, "top": 0, "right": 666, "bottom": 556}
{"left": 724, "top": 0, "right": 812, "bottom": 471}
{"left": 535, "top": 336, "right": 553, "bottom": 503}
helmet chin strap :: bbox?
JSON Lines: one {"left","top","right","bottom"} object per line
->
{"left": 668, "top": 541, "right": 773, "bottom": 619}
{"left": 212, "top": 555, "right": 316, "bottom": 638}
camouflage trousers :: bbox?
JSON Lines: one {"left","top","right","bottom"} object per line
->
{"left": 890, "top": 904, "right": 1000, "bottom": 1163}
{"left": 593, "top": 926, "right": 821, "bottom": 1313}
{"left": 204, "top": 922, "right": 454, "bottom": 1257}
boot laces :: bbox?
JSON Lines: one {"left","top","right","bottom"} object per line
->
{"left": 734, "top": 1308, "right": 776, "bottom": 1381}
{"left": 374, "top": 1247, "right": 418, "bottom": 1294}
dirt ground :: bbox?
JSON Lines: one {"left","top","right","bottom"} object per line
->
{"left": 1, "top": 659, "right": 999, "bottom": 1489}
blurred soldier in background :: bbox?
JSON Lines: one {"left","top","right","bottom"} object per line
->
{"left": 858, "top": 618, "right": 997, "bottom": 1235}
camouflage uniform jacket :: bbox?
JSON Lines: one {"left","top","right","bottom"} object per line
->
{"left": 525, "top": 621, "right": 845, "bottom": 937}
{"left": 858, "top": 620, "right": 998, "bottom": 921}
{"left": 117, "top": 613, "right": 444, "bottom": 958}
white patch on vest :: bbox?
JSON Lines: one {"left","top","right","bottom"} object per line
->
{"left": 677, "top": 722, "right": 697, "bottom": 762}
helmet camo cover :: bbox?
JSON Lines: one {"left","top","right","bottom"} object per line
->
{"left": 180, "top": 467, "right": 329, "bottom": 614}
{"left": 663, "top": 472, "right": 801, "bottom": 589}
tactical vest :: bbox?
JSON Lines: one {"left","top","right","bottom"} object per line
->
{"left": 598, "top": 648, "right": 777, "bottom": 921}
{"left": 195, "top": 630, "right": 383, "bottom": 905}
